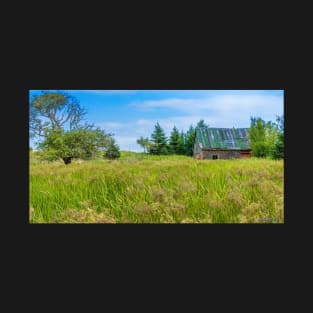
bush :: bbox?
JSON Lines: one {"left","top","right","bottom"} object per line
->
{"left": 104, "top": 144, "right": 120, "bottom": 159}
{"left": 251, "top": 142, "right": 268, "bottom": 158}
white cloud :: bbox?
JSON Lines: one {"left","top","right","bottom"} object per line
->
{"left": 114, "top": 135, "right": 140, "bottom": 152}
{"left": 97, "top": 117, "right": 204, "bottom": 152}
{"left": 96, "top": 93, "right": 284, "bottom": 152}
{"left": 133, "top": 94, "right": 283, "bottom": 115}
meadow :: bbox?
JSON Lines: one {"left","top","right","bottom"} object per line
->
{"left": 29, "top": 151, "right": 284, "bottom": 223}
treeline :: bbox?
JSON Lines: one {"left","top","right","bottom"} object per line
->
{"left": 136, "top": 120, "right": 206, "bottom": 156}
{"left": 137, "top": 116, "right": 284, "bottom": 159}
{"left": 249, "top": 116, "right": 284, "bottom": 159}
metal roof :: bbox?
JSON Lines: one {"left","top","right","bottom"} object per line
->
{"left": 195, "top": 127, "right": 250, "bottom": 149}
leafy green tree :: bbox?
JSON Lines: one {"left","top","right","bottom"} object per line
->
{"left": 136, "top": 136, "right": 150, "bottom": 153}
{"left": 30, "top": 91, "right": 119, "bottom": 164}
{"left": 265, "top": 121, "right": 279, "bottom": 158}
{"left": 30, "top": 91, "right": 89, "bottom": 139}
{"left": 249, "top": 115, "right": 284, "bottom": 159}
{"left": 104, "top": 140, "right": 121, "bottom": 159}
{"left": 249, "top": 117, "right": 268, "bottom": 157}
{"left": 38, "top": 127, "right": 115, "bottom": 164}
{"left": 149, "top": 122, "right": 168, "bottom": 155}
{"left": 272, "top": 115, "right": 284, "bottom": 159}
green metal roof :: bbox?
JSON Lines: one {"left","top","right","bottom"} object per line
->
{"left": 195, "top": 127, "right": 250, "bottom": 149}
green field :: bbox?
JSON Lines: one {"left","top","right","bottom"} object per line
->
{"left": 29, "top": 151, "right": 284, "bottom": 223}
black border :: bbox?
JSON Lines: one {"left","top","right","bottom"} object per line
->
{"left": 3, "top": 3, "right": 308, "bottom": 309}
{"left": 7, "top": 50, "right": 300, "bottom": 263}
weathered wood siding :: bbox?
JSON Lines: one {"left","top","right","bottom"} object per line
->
{"left": 193, "top": 137, "right": 203, "bottom": 159}
{"left": 202, "top": 149, "right": 251, "bottom": 160}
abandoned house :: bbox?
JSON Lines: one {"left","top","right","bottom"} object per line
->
{"left": 193, "top": 127, "right": 251, "bottom": 160}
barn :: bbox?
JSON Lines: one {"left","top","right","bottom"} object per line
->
{"left": 193, "top": 127, "right": 251, "bottom": 160}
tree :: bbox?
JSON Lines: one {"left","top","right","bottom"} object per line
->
{"left": 249, "top": 116, "right": 284, "bottom": 159}
{"left": 272, "top": 115, "right": 284, "bottom": 159}
{"left": 149, "top": 122, "right": 168, "bottom": 155}
{"left": 184, "top": 125, "right": 196, "bottom": 156}
{"left": 179, "top": 130, "right": 186, "bottom": 155}
{"left": 169, "top": 126, "right": 182, "bottom": 154}
{"left": 136, "top": 136, "right": 150, "bottom": 153}
{"left": 196, "top": 119, "right": 208, "bottom": 129}
{"left": 104, "top": 140, "right": 121, "bottom": 159}
{"left": 265, "top": 121, "right": 279, "bottom": 158}
{"left": 30, "top": 91, "right": 89, "bottom": 139}
{"left": 38, "top": 127, "right": 115, "bottom": 164}
{"left": 249, "top": 117, "right": 268, "bottom": 157}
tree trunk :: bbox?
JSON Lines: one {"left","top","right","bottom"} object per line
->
{"left": 62, "top": 157, "right": 72, "bottom": 165}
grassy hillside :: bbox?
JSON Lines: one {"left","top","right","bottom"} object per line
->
{"left": 29, "top": 152, "right": 284, "bottom": 223}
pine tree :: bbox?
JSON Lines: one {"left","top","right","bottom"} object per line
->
{"left": 184, "top": 125, "right": 195, "bottom": 156}
{"left": 178, "top": 130, "right": 186, "bottom": 155}
{"left": 149, "top": 122, "right": 168, "bottom": 155}
{"left": 169, "top": 126, "right": 181, "bottom": 154}
{"left": 196, "top": 119, "right": 207, "bottom": 129}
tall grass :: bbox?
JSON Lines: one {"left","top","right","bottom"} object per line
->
{"left": 30, "top": 152, "right": 284, "bottom": 223}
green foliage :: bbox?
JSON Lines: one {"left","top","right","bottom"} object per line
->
{"left": 136, "top": 136, "right": 151, "bottom": 153}
{"left": 144, "top": 119, "right": 208, "bottom": 157}
{"left": 249, "top": 115, "right": 284, "bottom": 159}
{"left": 149, "top": 122, "right": 169, "bottom": 155}
{"left": 38, "top": 127, "right": 115, "bottom": 164}
{"left": 169, "top": 126, "right": 184, "bottom": 154}
{"left": 104, "top": 140, "right": 121, "bottom": 159}
{"left": 196, "top": 119, "right": 208, "bottom": 129}
{"left": 249, "top": 117, "right": 266, "bottom": 144}
{"left": 179, "top": 131, "right": 186, "bottom": 155}
{"left": 250, "top": 141, "right": 268, "bottom": 158}
{"left": 30, "top": 91, "right": 88, "bottom": 138}
{"left": 272, "top": 132, "right": 284, "bottom": 159}
{"left": 272, "top": 116, "right": 284, "bottom": 159}
{"left": 30, "top": 91, "right": 119, "bottom": 164}
{"left": 184, "top": 125, "right": 195, "bottom": 156}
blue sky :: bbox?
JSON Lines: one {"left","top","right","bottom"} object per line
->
{"left": 29, "top": 90, "right": 284, "bottom": 152}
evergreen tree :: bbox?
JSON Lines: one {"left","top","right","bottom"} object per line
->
{"left": 169, "top": 126, "right": 181, "bottom": 154}
{"left": 184, "top": 125, "right": 196, "bottom": 156}
{"left": 196, "top": 119, "right": 207, "bottom": 129}
{"left": 149, "top": 122, "right": 168, "bottom": 155}
{"left": 178, "top": 130, "right": 186, "bottom": 155}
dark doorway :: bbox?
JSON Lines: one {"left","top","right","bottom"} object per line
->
{"left": 212, "top": 155, "right": 218, "bottom": 160}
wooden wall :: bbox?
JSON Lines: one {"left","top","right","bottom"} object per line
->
{"left": 201, "top": 149, "right": 251, "bottom": 160}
